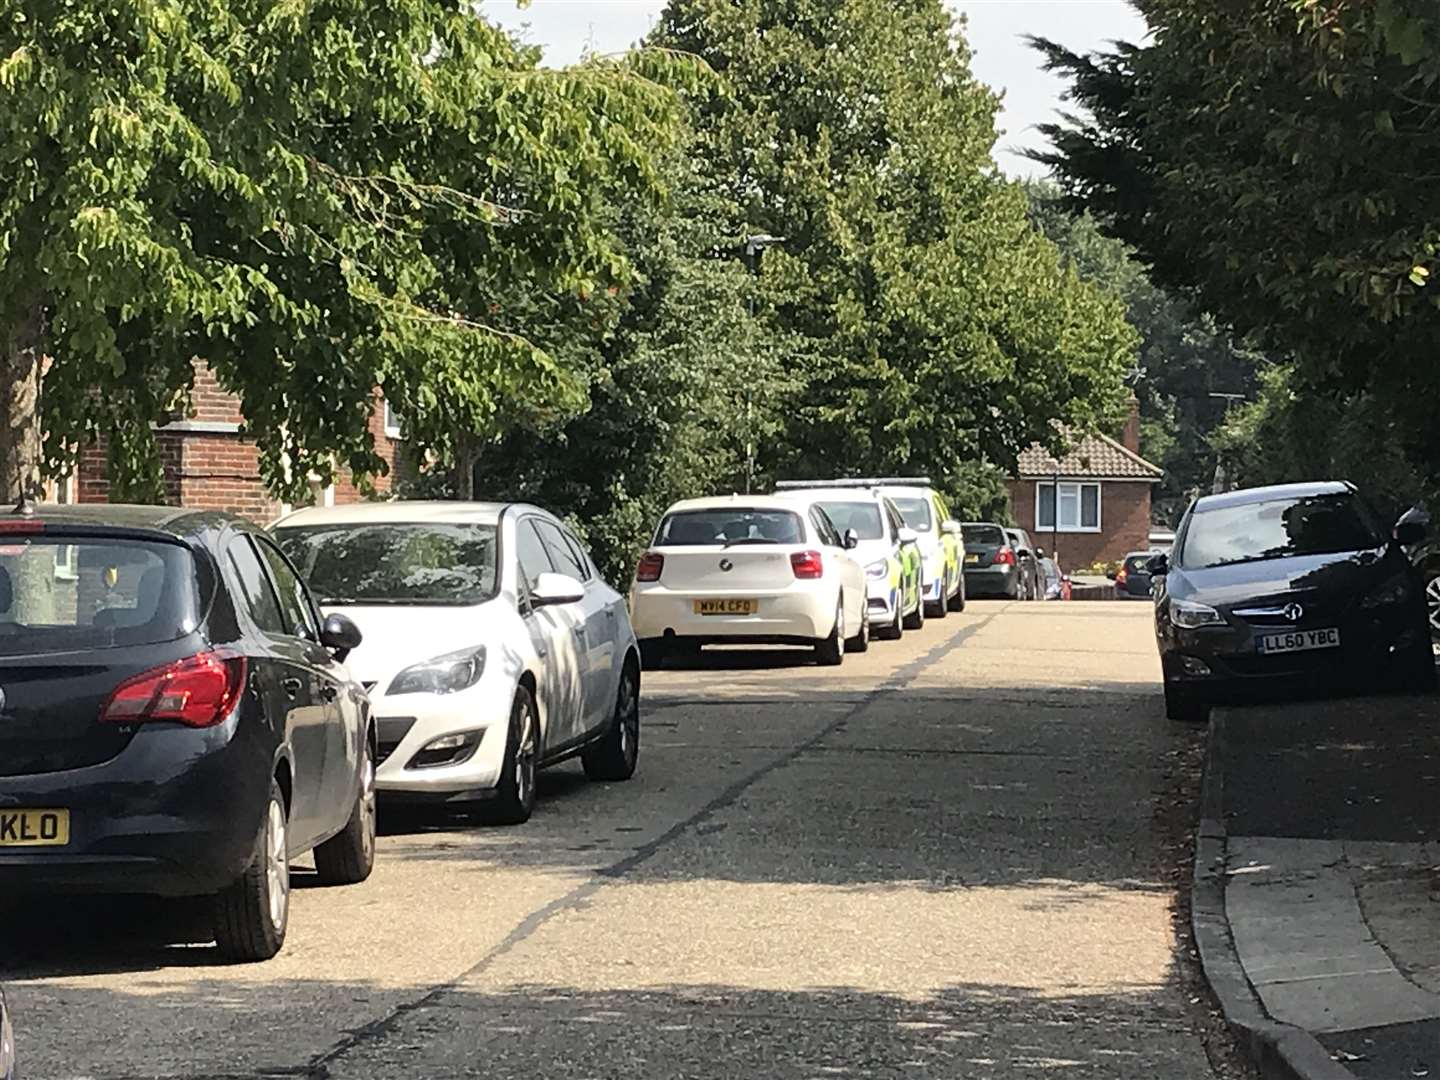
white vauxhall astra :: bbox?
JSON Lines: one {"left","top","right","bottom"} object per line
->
{"left": 273, "top": 502, "right": 640, "bottom": 825}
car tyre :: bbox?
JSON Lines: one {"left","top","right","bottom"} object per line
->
{"left": 877, "top": 602, "right": 903, "bottom": 641}
{"left": 1396, "top": 639, "right": 1438, "bottom": 694}
{"left": 927, "top": 573, "right": 949, "bottom": 620}
{"left": 846, "top": 607, "right": 870, "bottom": 653}
{"left": 948, "top": 576, "right": 966, "bottom": 613}
{"left": 212, "top": 778, "right": 289, "bottom": 963}
{"left": 1164, "top": 681, "right": 1211, "bottom": 724}
{"left": 314, "top": 734, "right": 378, "bottom": 886}
{"left": 815, "top": 601, "right": 845, "bottom": 666}
{"left": 639, "top": 640, "right": 666, "bottom": 671}
{"left": 489, "top": 688, "right": 539, "bottom": 825}
{"left": 903, "top": 584, "right": 926, "bottom": 630}
{"left": 583, "top": 660, "right": 640, "bottom": 782}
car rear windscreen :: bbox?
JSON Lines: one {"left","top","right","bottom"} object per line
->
{"left": 656, "top": 510, "right": 804, "bottom": 546}
{"left": 0, "top": 537, "right": 199, "bottom": 656}
{"left": 962, "top": 524, "right": 1005, "bottom": 547}
{"left": 813, "top": 501, "right": 884, "bottom": 540}
{"left": 277, "top": 523, "right": 499, "bottom": 605}
{"left": 1180, "top": 494, "right": 1384, "bottom": 570}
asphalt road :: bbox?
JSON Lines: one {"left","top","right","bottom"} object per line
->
{"left": 3, "top": 600, "right": 1230, "bottom": 1079}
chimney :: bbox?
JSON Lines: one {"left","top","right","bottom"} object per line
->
{"left": 1121, "top": 395, "right": 1141, "bottom": 455}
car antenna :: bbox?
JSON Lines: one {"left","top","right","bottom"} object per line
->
{"left": 12, "top": 489, "right": 36, "bottom": 517}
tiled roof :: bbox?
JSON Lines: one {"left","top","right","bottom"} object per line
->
{"left": 1016, "top": 430, "right": 1163, "bottom": 480}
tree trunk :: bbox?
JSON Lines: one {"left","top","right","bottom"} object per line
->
{"left": 0, "top": 301, "right": 54, "bottom": 623}
{"left": 452, "top": 431, "right": 478, "bottom": 501}
{"left": 0, "top": 300, "right": 44, "bottom": 503}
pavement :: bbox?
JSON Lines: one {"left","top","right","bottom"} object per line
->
{"left": 1199, "top": 694, "right": 1440, "bottom": 1080}
{"left": 0, "top": 601, "right": 1241, "bottom": 1079}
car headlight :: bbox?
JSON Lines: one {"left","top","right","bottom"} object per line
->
{"left": 387, "top": 646, "right": 487, "bottom": 696}
{"left": 1171, "top": 599, "right": 1225, "bottom": 629}
{"left": 1361, "top": 575, "right": 1411, "bottom": 608}
{"left": 866, "top": 560, "right": 889, "bottom": 580}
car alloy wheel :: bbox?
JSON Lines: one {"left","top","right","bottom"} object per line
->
{"left": 358, "top": 748, "right": 377, "bottom": 865}
{"left": 617, "top": 668, "right": 639, "bottom": 770}
{"left": 1428, "top": 575, "right": 1440, "bottom": 637}
{"left": 515, "top": 696, "right": 537, "bottom": 807}
{"left": 265, "top": 797, "right": 290, "bottom": 934}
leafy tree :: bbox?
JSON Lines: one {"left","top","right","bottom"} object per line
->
{"left": 650, "top": 0, "right": 1138, "bottom": 497}
{"left": 1029, "top": 1, "right": 1440, "bottom": 485}
{"left": 1024, "top": 182, "right": 1264, "bottom": 524}
{"left": 0, "top": 0, "right": 690, "bottom": 502}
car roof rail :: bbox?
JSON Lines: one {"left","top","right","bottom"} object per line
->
{"left": 774, "top": 477, "right": 932, "bottom": 490}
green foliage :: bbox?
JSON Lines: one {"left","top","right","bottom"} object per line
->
{"left": 0, "top": 0, "right": 692, "bottom": 499}
{"left": 1030, "top": 1, "right": 1440, "bottom": 490}
{"left": 1024, "top": 182, "right": 1265, "bottom": 524}
{"left": 651, "top": 0, "right": 1139, "bottom": 500}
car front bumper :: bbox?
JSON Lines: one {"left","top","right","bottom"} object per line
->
{"left": 0, "top": 714, "right": 268, "bottom": 896}
{"left": 1162, "top": 607, "right": 1425, "bottom": 702}
{"left": 370, "top": 678, "right": 514, "bottom": 800}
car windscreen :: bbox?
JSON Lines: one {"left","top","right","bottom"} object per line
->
{"left": 813, "top": 501, "right": 885, "bottom": 541}
{"left": 656, "top": 509, "right": 804, "bottom": 546}
{"left": 276, "top": 523, "right": 499, "bottom": 605}
{"left": 891, "top": 497, "right": 934, "bottom": 532}
{"left": 0, "top": 536, "right": 199, "bottom": 656}
{"left": 1124, "top": 554, "right": 1152, "bottom": 574}
{"left": 963, "top": 524, "right": 1005, "bottom": 547}
{"left": 1179, "top": 494, "right": 1384, "bottom": 570}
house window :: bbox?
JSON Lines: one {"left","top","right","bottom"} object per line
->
{"left": 1036, "top": 481, "right": 1101, "bottom": 533}
{"left": 383, "top": 399, "right": 404, "bottom": 439}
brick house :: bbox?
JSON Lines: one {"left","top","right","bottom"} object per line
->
{"left": 1008, "top": 403, "right": 1163, "bottom": 571}
{"left": 58, "top": 360, "right": 405, "bottom": 521}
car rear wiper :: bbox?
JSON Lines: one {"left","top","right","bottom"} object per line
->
{"left": 721, "top": 538, "right": 780, "bottom": 548}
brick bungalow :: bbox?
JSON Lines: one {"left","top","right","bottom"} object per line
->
{"left": 1008, "top": 402, "right": 1163, "bottom": 571}
{"left": 55, "top": 360, "right": 405, "bottom": 521}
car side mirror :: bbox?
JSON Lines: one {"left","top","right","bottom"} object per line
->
{"left": 1035, "top": 546, "right": 1046, "bottom": 559}
{"left": 940, "top": 520, "right": 962, "bottom": 537}
{"left": 897, "top": 527, "right": 919, "bottom": 547}
{"left": 843, "top": 528, "right": 861, "bottom": 551}
{"left": 1145, "top": 553, "right": 1169, "bottom": 577}
{"left": 531, "top": 571, "right": 585, "bottom": 607}
{"left": 321, "top": 613, "right": 363, "bottom": 661}
{"left": 1105, "top": 569, "right": 1117, "bottom": 581}
{"left": 1395, "top": 520, "right": 1427, "bottom": 546}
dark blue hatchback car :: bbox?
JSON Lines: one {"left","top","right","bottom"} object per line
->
{"left": 0, "top": 503, "right": 375, "bottom": 961}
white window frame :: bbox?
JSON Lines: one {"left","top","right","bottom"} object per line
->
{"left": 1035, "top": 481, "right": 1102, "bottom": 534}
{"left": 48, "top": 474, "right": 79, "bottom": 579}
{"left": 383, "top": 399, "right": 404, "bottom": 439}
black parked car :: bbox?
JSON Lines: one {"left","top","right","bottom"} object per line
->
{"left": 963, "top": 523, "right": 1037, "bottom": 600}
{"left": 0, "top": 503, "right": 375, "bottom": 961}
{"left": 1113, "top": 551, "right": 1156, "bottom": 599}
{"left": 1152, "top": 482, "right": 1434, "bottom": 723}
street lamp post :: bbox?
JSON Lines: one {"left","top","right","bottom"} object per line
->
{"left": 741, "top": 234, "right": 786, "bottom": 494}
{"left": 1208, "top": 392, "right": 1247, "bottom": 494}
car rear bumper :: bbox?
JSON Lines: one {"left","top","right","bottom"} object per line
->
{"left": 632, "top": 587, "right": 835, "bottom": 642}
{"left": 964, "top": 565, "right": 1018, "bottom": 596}
{"left": 0, "top": 720, "right": 268, "bottom": 896}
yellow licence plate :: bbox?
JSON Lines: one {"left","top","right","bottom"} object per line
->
{"left": 695, "top": 599, "right": 758, "bottom": 616}
{"left": 0, "top": 809, "right": 69, "bottom": 847}
{"left": 965, "top": 553, "right": 980, "bottom": 565}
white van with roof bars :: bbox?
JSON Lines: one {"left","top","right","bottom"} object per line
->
{"left": 629, "top": 495, "right": 868, "bottom": 668}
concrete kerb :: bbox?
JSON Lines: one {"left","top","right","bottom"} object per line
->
{"left": 1192, "top": 709, "right": 1358, "bottom": 1080}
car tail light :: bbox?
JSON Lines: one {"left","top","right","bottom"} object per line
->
{"left": 635, "top": 552, "right": 665, "bottom": 582}
{"left": 100, "top": 652, "right": 247, "bottom": 728}
{"left": 790, "top": 550, "right": 825, "bottom": 579}
{"left": 993, "top": 547, "right": 1016, "bottom": 566}
{"left": 0, "top": 520, "right": 43, "bottom": 534}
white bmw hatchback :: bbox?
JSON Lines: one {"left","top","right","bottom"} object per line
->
{"left": 629, "top": 495, "right": 868, "bottom": 667}
{"left": 273, "top": 502, "right": 640, "bottom": 825}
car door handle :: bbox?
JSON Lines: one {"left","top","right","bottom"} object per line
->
{"left": 319, "top": 683, "right": 338, "bottom": 703}
{"left": 281, "top": 677, "right": 303, "bottom": 699}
